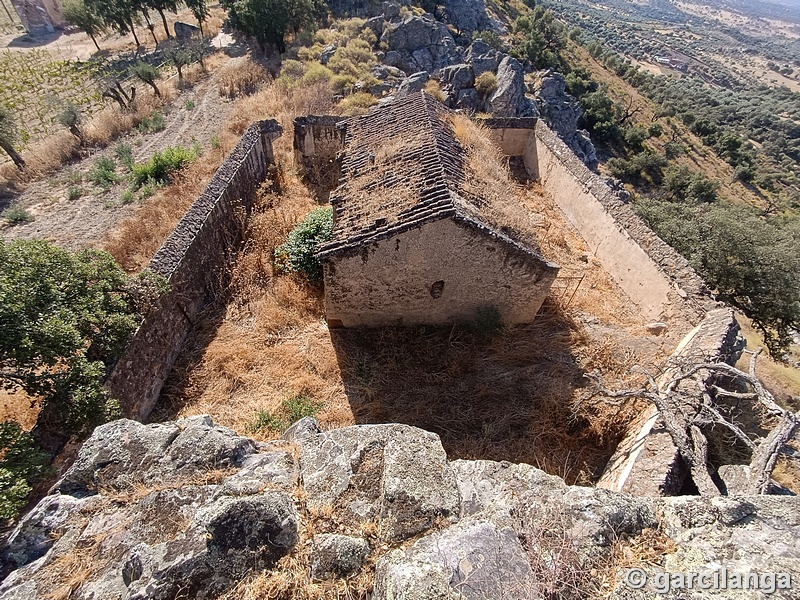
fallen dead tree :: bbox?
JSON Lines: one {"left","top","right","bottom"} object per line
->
{"left": 587, "top": 349, "right": 799, "bottom": 496}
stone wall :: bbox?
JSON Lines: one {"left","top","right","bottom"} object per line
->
{"left": 105, "top": 120, "right": 282, "bottom": 421}
{"left": 597, "top": 307, "right": 745, "bottom": 495}
{"left": 323, "top": 216, "right": 558, "bottom": 327}
{"left": 293, "top": 115, "right": 347, "bottom": 200}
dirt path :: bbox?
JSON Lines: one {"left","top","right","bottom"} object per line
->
{"left": 0, "top": 63, "right": 237, "bottom": 250}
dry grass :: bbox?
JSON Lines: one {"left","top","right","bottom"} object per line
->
{"left": 102, "top": 135, "right": 239, "bottom": 272}
{"left": 157, "top": 164, "right": 657, "bottom": 485}
{"left": 0, "top": 389, "right": 39, "bottom": 430}
{"left": 450, "top": 114, "right": 546, "bottom": 250}
{"left": 218, "top": 58, "right": 271, "bottom": 99}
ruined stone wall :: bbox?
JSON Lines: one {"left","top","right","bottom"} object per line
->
{"left": 293, "top": 115, "right": 347, "bottom": 199}
{"left": 531, "top": 120, "right": 715, "bottom": 324}
{"left": 323, "top": 216, "right": 558, "bottom": 328}
{"left": 105, "top": 120, "right": 282, "bottom": 421}
{"left": 597, "top": 307, "right": 745, "bottom": 496}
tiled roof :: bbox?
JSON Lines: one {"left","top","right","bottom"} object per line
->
{"left": 317, "top": 92, "right": 548, "bottom": 262}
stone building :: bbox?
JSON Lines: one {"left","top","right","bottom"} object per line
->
{"left": 317, "top": 92, "right": 559, "bottom": 328}
{"left": 10, "top": 0, "right": 64, "bottom": 35}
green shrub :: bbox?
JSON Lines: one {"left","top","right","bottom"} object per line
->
{"left": 131, "top": 145, "right": 198, "bottom": 188}
{"left": 274, "top": 206, "right": 334, "bottom": 281}
{"left": 114, "top": 142, "right": 135, "bottom": 171}
{"left": 67, "top": 186, "right": 84, "bottom": 201}
{"left": 138, "top": 112, "right": 166, "bottom": 134}
{"left": 337, "top": 92, "right": 377, "bottom": 115}
{"left": 245, "top": 409, "right": 285, "bottom": 434}
{"left": 89, "top": 156, "right": 119, "bottom": 188}
{"left": 475, "top": 71, "right": 498, "bottom": 98}
{"left": 2, "top": 206, "right": 34, "bottom": 225}
{"left": 283, "top": 394, "right": 323, "bottom": 424}
{"left": 0, "top": 422, "right": 49, "bottom": 520}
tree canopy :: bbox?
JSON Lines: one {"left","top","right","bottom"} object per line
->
{"left": 221, "top": 0, "right": 326, "bottom": 53}
{"left": 0, "top": 240, "right": 147, "bottom": 433}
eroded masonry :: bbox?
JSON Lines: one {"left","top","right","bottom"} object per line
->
{"left": 108, "top": 91, "right": 748, "bottom": 497}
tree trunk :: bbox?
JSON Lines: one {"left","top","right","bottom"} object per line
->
{"left": 141, "top": 10, "right": 158, "bottom": 46}
{"left": 89, "top": 32, "right": 100, "bottom": 52}
{"left": 129, "top": 20, "right": 141, "bottom": 48}
{"left": 0, "top": 139, "right": 25, "bottom": 170}
{"left": 157, "top": 8, "right": 171, "bottom": 38}
{"left": 198, "top": 20, "right": 204, "bottom": 35}
{"left": 176, "top": 65, "right": 183, "bottom": 85}
{"left": 148, "top": 81, "right": 161, "bottom": 97}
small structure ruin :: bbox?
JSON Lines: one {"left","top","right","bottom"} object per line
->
{"left": 315, "top": 93, "right": 559, "bottom": 328}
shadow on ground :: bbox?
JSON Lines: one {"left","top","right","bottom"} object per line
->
{"left": 329, "top": 303, "right": 622, "bottom": 483}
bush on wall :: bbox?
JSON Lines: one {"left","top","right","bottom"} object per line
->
{"left": 274, "top": 206, "right": 334, "bottom": 281}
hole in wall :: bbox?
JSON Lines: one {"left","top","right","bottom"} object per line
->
{"left": 430, "top": 280, "right": 445, "bottom": 299}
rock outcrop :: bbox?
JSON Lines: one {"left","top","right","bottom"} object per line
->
{"left": 535, "top": 72, "right": 597, "bottom": 165}
{"left": 381, "top": 14, "right": 461, "bottom": 75}
{"left": 2, "top": 418, "right": 798, "bottom": 599}
{"left": 487, "top": 56, "right": 538, "bottom": 118}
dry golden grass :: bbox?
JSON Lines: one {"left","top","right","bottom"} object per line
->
{"left": 0, "top": 389, "right": 39, "bottom": 430}
{"left": 218, "top": 58, "right": 271, "bottom": 99}
{"left": 450, "top": 114, "right": 546, "bottom": 250}
{"left": 157, "top": 163, "right": 657, "bottom": 485}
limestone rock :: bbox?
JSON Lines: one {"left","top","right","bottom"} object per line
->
{"left": 365, "top": 15, "right": 385, "bottom": 38}
{"left": 216, "top": 449, "right": 298, "bottom": 496}
{"left": 396, "top": 71, "right": 430, "bottom": 99}
{"left": 441, "top": 0, "right": 491, "bottom": 34}
{"left": 487, "top": 56, "right": 537, "bottom": 118}
{"left": 2, "top": 493, "right": 94, "bottom": 571}
{"left": 465, "top": 40, "right": 501, "bottom": 76}
{"left": 281, "top": 416, "right": 322, "bottom": 442}
{"left": 319, "top": 44, "right": 337, "bottom": 65}
{"left": 374, "top": 517, "right": 539, "bottom": 600}
{"left": 535, "top": 72, "right": 597, "bottom": 165}
{"left": 455, "top": 88, "right": 482, "bottom": 112}
{"left": 299, "top": 423, "right": 460, "bottom": 541}
{"left": 439, "top": 63, "right": 475, "bottom": 92}
{"left": 55, "top": 416, "right": 257, "bottom": 496}
{"left": 174, "top": 21, "right": 199, "bottom": 40}
{"left": 310, "top": 533, "right": 370, "bottom": 580}
{"left": 381, "top": 15, "right": 460, "bottom": 74}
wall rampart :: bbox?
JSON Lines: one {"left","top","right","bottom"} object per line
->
{"left": 105, "top": 120, "right": 282, "bottom": 421}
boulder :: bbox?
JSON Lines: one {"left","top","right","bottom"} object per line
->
{"left": 374, "top": 517, "right": 539, "bottom": 600}
{"left": 281, "top": 416, "right": 322, "bottom": 442}
{"left": 364, "top": 16, "right": 385, "bottom": 38}
{"left": 396, "top": 71, "right": 430, "bottom": 99}
{"left": 441, "top": 0, "right": 491, "bottom": 33}
{"left": 465, "top": 41, "right": 501, "bottom": 77}
{"left": 319, "top": 44, "right": 337, "bottom": 65}
{"left": 455, "top": 88, "right": 482, "bottom": 112}
{"left": 487, "top": 56, "right": 537, "bottom": 118}
{"left": 55, "top": 416, "right": 257, "bottom": 497}
{"left": 174, "top": 21, "right": 199, "bottom": 40}
{"left": 535, "top": 72, "right": 598, "bottom": 165}
{"left": 310, "top": 534, "right": 370, "bottom": 580}
{"left": 216, "top": 449, "right": 298, "bottom": 496}
{"left": 381, "top": 15, "right": 460, "bottom": 74}
{"left": 299, "top": 423, "right": 460, "bottom": 541}
{"left": 439, "top": 63, "right": 475, "bottom": 92}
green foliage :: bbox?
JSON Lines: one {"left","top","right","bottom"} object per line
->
{"left": 245, "top": 409, "right": 285, "bottom": 433}
{"left": 89, "top": 156, "right": 119, "bottom": 188}
{"left": 114, "top": 142, "right": 134, "bottom": 171}
{"left": 162, "top": 41, "right": 194, "bottom": 83}
{"left": 623, "top": 125, "right": 649, "bottom": 152}
{"left": 244, "top": 395, "right": 323, "bottom": 433}
{"left": 475, "top": 30, "right": 504, "bottom": 51}
{"left": 0, "top": 422, "right": 49, "bottom": 520}
{"left": 138, "top": 112, "right": 166, "bottom": 134}
{"left": 274, "top": 206, "right": 333, "bottom": 281}
{"left": 607, "top": 151, "right": 667, "bottom": 183}
{"left": 515, "top": 7, "right": 566, "bottom": 69}
{"left": 129, "top": 62, "right": 161, "bottom": 96}
{"left": 62, "top": 0, "right": 106, "bottom": 49}
{"left": 67, "top": 186, "right": 84, "bottom": 201}
{"left": 131, "top": 145, "right": 198, "bottom": 187}
{"left": 283, "top": 394, "right": 323, "bottom": 424}
{"left": 2, "top": 206, "right": 33, "bottom": 225}
{"left": 56, "top": 102, "right": 81, "bottom": 132}
{"left": 475, "top": 71, "right": 498, "bottom": 98}
{"left": 0, "top": 240, "right": 144, "bottom": 433}
{"left": 635, "top": 200, "right": 800, "bottom": 357}
{"left": 578, "top": 86, "right": 620, "bottom": 144}
{"left": 221, "top": 0, "right": 327, "bottom": 54}
{"left": 647, "top": 123, "right": 663, "bottom": 138}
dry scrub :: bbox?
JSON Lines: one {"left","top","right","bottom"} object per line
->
{"left": 158, "top": 164, "right": 657, "bottom": 485}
